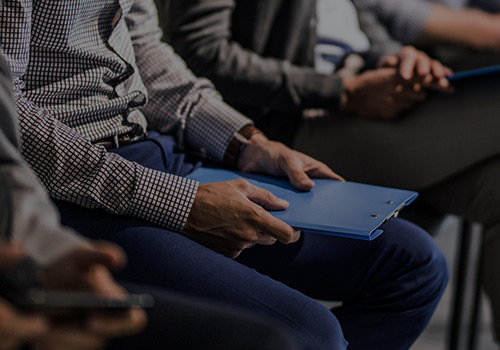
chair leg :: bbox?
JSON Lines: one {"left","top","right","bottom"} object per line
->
{"left": 448, "top": 219, "right": 473, "bottom": 350}
{"left": 467, "top": 230, "right": 484, "bottom": 350}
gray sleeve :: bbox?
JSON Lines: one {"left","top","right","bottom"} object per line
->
{"left": 159, "top": 0, "right": 344, "bottom": 112}
{"left": 356, "top": 6, "right": 403, "bottom": 67}
{"left": 353, "top": 0, "right": 433, "bottom": 44}
{"left": 0, "top": 55, "right": 88, "bottom": 266}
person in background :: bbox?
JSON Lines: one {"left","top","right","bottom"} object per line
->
{"left": 353, "top": 0, "right": 500, "bottom": 70}
{"left": 0, "top": 45, "right": 147, "bottom": 350}
{"left": 1, "top": 1, "right": 449, "bottom": 349}
{"left": 0, "top": 49, "right": 302, "bottom": 350}
{"left": 158, "top": 0, "right": 452, "bottom": 145}
{"left": 159, "top": 0, "right": 500, "bottom": 345}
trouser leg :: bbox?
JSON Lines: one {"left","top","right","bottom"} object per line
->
{"left": 108, "top": 283, "right": 302, "bottom": 350}
{"left": 415, "top": 156, "right": 500, "bottom": 343}
{"left": 238, "top": 217, "right": 448, "bottom": 350}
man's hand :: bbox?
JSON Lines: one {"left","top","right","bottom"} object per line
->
{"left": 183, "top": 133, "right": 341, "bottom": 258}
{"left": 35, "top": 243, "right": 147, "bottom": 350}
{"left": 341, "top": 67, "right": 427, "bottom": 120}
{"left": 0, "top": 300, "right": 48, "bottom": 350}
{"left": 380, "top": 46, "right": 453, "bottom": 91}
{"left": 183, "top": 179, "right": 300, "bottom": 258}
{"left": 0, "top": 245, "right": 48, "bottom": 350}
{"left": 237, "top": 133, "right": 344, "bottom": 190}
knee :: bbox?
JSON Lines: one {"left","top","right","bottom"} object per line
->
{"left": 380, "top": 218, "right": 449, "bottom": 305}
{"left": 291, "top": 301, "right": 348, "bottom": 350}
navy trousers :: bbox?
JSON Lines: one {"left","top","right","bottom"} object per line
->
{"left": 55, "top": 132, "right": 449, "bottom": 350}
{"left": 109, "top": 283, "right": 302, "bottom": 350}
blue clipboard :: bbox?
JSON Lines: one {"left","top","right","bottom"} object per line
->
{"left": 447, "top": 64, "right": 500, "bottom": 81}
{"left": 186, "top": 168, "right": 418, "bottom": 241}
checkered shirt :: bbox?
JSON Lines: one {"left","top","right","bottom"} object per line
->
{"left": 0, "top": 0, "right": 251, "bottom": 232}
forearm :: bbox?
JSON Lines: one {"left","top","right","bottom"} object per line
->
{"left": 356, "top": 8, "right": 402, "bottom": 67}
{"left": 416, "top": 4, "right": 500, "bottom": 51}
{"left": 128, "top": 0, "right": 252, "bottom": 161}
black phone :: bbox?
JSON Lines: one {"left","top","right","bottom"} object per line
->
{"left": 0, "top": 257, "right": 154, "bottom": 313}
{"left": 23, "top": 288, "right": 155, "bottom": 311}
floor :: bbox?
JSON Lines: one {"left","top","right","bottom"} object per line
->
{"left": 413, "top": 216, "right": 497, "bottom": 350}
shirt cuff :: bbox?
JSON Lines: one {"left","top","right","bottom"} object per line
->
{"left": 185, "top": 95, "right": 253, "bottom": 161}
{"left": 127, "top": 166, "right": 199, "bottom": 232}
{"left": 291, "top": 67, "right": 344, "bottom": 110}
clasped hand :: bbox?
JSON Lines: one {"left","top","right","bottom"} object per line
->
{"left": 342, "top": 46, "right": 453, "bottom": 120}
{"left": 183, "top": 133, "right": 343, "bottom": 258}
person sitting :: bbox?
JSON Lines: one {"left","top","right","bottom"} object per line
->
{"left": 0, "top": 48, "right": 302, "bottom": 350}
{"left": 158, "top": 0, "right": 500, "bottom": 345}
{"left": 1, "top": 1, "right": 448, "bottom": 349}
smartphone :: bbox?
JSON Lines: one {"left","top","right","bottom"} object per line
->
{"left": 0, "top": 258, "right": 154, "bottom": 312}
{"left": 23, "top": 288, "right": 155, "bottom": 311}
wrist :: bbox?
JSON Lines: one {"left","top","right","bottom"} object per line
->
{"left": 340, "top": 76, "right": 356, "bottom": 111}
{"left": 223, "top": 125, "right": 264, "bottom": 169}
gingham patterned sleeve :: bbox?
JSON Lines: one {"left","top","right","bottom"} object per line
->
{"left": 0, "top": 0, "right": 199, "bottom": 232}
{"left": 126, "top": 0, "right": 252, "bottom": 161}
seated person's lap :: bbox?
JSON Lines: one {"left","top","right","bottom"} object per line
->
{"left": 53, "top": 132, "right": 447, "bottom": 350}
{"left": 55, "top": 195, "right": 446, "bottom": 350}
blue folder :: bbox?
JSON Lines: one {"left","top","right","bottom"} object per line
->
{"left": 447, "top": 64, "right": 500, "bottom": 81}
{"left": 186, "top": 168, "right": 418, "bottom": 241}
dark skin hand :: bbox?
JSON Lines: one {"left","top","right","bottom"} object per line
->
{"left": 342, "top": 47, "right": 453, "bottom": 120}
{"left": 380, "top": 46, "right": 453, "bottom": 91}
{"left": 342, "top": 67, "right": 428, "bottom": 120}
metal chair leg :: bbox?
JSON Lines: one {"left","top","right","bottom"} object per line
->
{"left": 467, "top": 230, "right": 484, "bottom": 350}
{"left": 448, "top": 219, "right": 473, "bottom": 350}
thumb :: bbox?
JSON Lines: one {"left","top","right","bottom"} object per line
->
{"left": 380, "top": 55, "right": 399, "bottom": 68}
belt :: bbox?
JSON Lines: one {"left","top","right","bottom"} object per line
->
{"left": 95, "top": 128, "right": 147, "bottom": 150}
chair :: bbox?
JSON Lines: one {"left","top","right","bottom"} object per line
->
{"left": 400, "top": 208, "right": 485, "bottom": 350}
{"left": 447, "top": 219, "right": 484, "bottom": 350}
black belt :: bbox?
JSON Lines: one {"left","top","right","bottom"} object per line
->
{"left": 95, "top": 128, "right": 147, "bottom": 149}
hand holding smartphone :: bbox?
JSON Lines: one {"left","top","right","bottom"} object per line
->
{"left": 0, "top": 257, "right": 154, "bottom": 315}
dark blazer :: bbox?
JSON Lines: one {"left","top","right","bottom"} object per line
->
{"left": 157, "top": 0, "right": 400, "bottom": 143}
